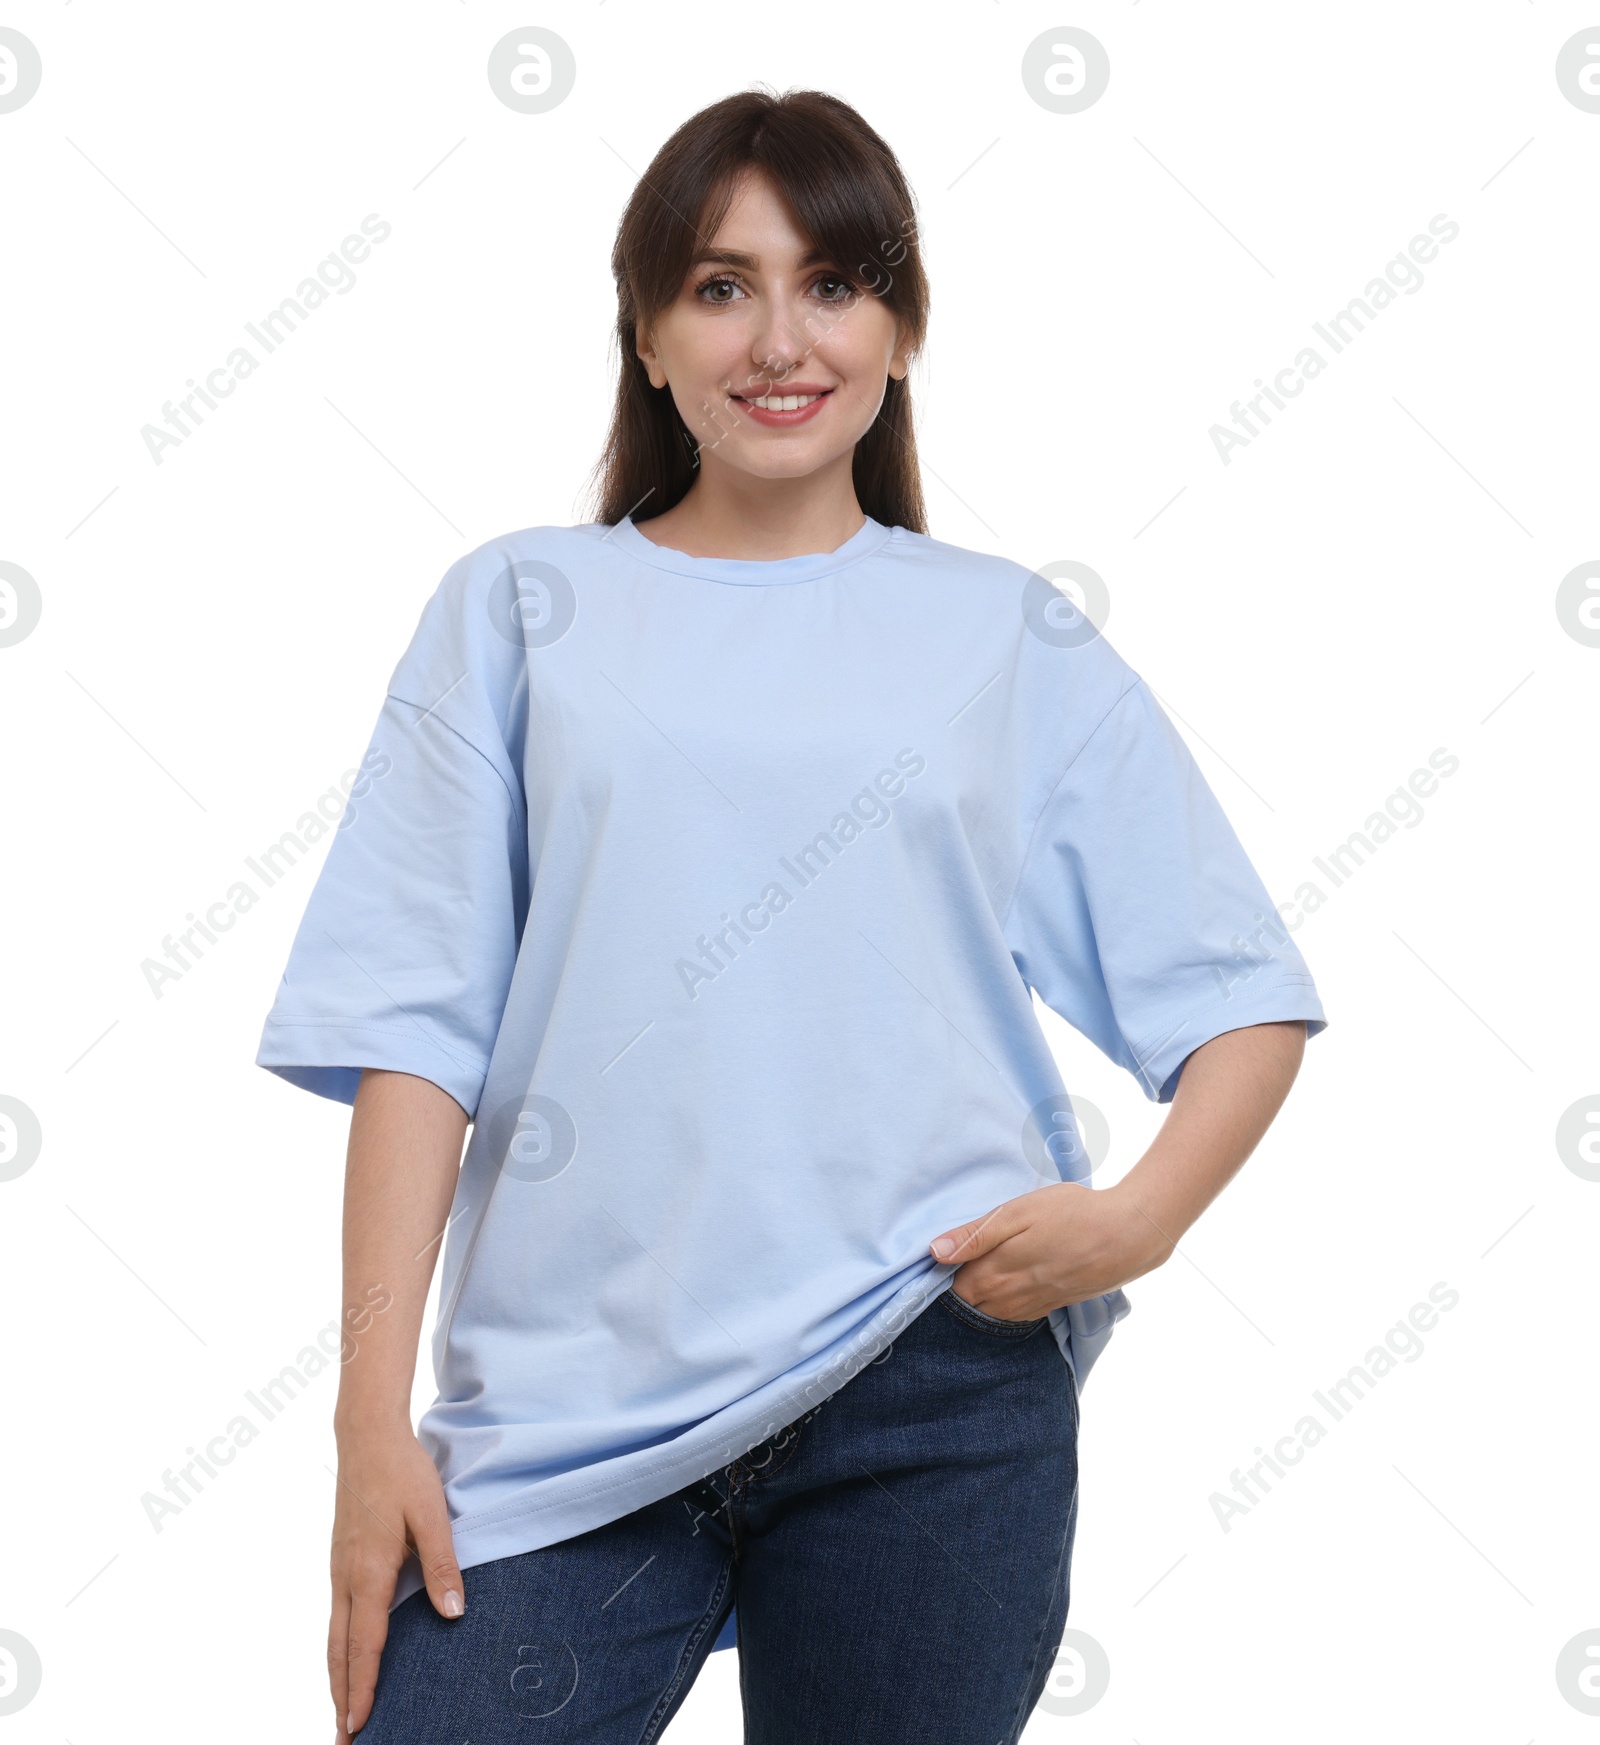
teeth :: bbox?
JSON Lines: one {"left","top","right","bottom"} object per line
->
{"left": 750, "top": 393, "right": 821, "bottom": 410}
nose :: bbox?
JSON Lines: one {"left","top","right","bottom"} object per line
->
{"left": 747, "top": 289, "right": 813, "bottom": 386}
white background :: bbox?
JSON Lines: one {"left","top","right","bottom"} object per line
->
{"left": 2, "top": 2, "right": 1597, "bottom": 1739}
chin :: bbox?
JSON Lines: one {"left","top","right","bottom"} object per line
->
{"left": 728, "top": 449, "right": 842, "bottom": 481}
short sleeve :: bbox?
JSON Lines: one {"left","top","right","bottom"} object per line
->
{"left": 254, "top": 670, "right": 529, "bottom": 1121}
{"left": 1003, "top": 678, "right": 1327, "bottom": 1103}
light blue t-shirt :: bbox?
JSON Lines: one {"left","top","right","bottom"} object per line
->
{"left": 257, "top": 513, "right": 1326, "bottom": 1628}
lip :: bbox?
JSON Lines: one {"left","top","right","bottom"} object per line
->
{"left": 732, "top": 387, "right": 834, "bottom": 429}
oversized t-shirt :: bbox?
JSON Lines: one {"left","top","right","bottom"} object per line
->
{"left": 257, "top": 512, "right": 1327, "bottom": 1632}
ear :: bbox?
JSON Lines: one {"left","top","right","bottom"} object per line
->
{"left": 636, "top": 327, "right": 668, "bottom": 390}
{"left": 887, "top": 320, "right": 913, "bottom": 383}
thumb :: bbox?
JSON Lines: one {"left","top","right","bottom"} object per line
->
{"left": 410, "top": 1490, "right": 466, "bottom": 1620}
{"left": 929, "top": 1203, "right": 1012, "bottom": 1265}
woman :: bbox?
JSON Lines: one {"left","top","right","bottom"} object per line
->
{"left": 258, "top": 87, "right": 1326, "bottom": 1744}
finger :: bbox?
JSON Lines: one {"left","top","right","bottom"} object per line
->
{"left": 954, "top": 1270, "right": 1025, "bottom": 1316}
{"left": 344, "top": 1568, "right": 394, "bottom": 1737}
{"left": 929, "top": 1202, "right": 1013, "bottom": 1263}
{"left": 929, "top": 1218, "right": 981, "bottom": 1262}
{"left": 327, "top": 1582, "right": 352, "bottom": 1737}
{"left": 410, "top": 1492, "right": 466, "bottom": 1620}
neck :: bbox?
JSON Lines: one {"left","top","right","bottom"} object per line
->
{"left": 632, "top": 459, "right": 866, "bottom": 561}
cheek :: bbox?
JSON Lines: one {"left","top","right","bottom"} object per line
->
{"left": 680, "top": 377, "right": 750, "bottom": 434}
{"left": 829, "top": 385, "right": 882, "bottom": 433}
{"left": 820, "top": 303, "right": 898, "bottom": 376}
{"left": 659, "top": 315, "right": 750, "bottom": 385}
{"left": 827, "top": 368, "right": 892, "bottom": 427}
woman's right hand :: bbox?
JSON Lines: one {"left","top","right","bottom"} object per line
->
{"left": 329, "top": 1421, "right": 465, "bottom": 1741}
{"left": 330, "top": 1067, "right": 474, "bottom": 1738}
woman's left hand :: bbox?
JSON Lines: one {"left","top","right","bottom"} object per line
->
{"left": 927, "top": 1181, "right": 1170, "bottom": 1321}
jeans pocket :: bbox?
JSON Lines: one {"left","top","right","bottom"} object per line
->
{"left": 938, "top": 1286, "right": 1047, "bottom": 1338}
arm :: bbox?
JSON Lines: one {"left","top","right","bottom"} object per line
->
{"left": 927, "top": 1020, "right": 1307, "bottom": 1320}
{"left": 330, "top": 1068, "right": 470, "bottom": 1742}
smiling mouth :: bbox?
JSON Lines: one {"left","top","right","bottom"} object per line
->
{"left": 733, "top": 389, "right": 833, "bottom": 410}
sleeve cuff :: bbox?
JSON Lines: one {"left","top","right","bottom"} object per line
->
{"left": 255, "top": 1019, "right": 490, "bottom": 1120}
{"left": 1132, "top": 975, "right": 1328, "bottom": 1104}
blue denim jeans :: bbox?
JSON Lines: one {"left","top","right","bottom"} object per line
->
{"left": 360, "top": 1284, "right": 1080, "bottom": 1743}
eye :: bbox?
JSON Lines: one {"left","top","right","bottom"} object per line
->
{"left": 694, "top": 273, "right": 746, "bottom": 304}
{"left": 812, "top": 275, "right": 858, "bottom": 303}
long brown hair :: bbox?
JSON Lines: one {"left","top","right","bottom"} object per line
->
{"left": 585, "top": 88, "right": 930, "bottom": 533}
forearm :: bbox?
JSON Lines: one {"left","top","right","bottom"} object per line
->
{"left": 1108, "top": 1020, "right": 1307, "bottom": 1263}
{"left": 333, "top": 1068, "right": 469, "bottom": 1439}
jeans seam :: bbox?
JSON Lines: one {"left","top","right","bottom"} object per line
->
{"left": 736, "top": 1416, "right": 805, "bottom": 1485}
{"left": 636, "top": 1554, "right": 736, "bottom": 1745}
{"left": 1002, "top": 1471, "right": 1078, "bottom": 1745}
{"left": 938, "top": 1290, "right": 1046, "bottom": 1338}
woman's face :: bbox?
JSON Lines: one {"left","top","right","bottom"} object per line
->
{"left": 637, "top": 170, "right": 911, "bottom": 486}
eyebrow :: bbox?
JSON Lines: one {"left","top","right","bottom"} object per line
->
{"left": 688, "top": 247, "right": 835, "bottom": 272}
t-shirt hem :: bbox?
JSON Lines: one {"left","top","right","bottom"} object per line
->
{"left": 1133, "top": 974, "right": 1329, "bottom": 1104}
{"left": 389, "top": 1258, "right": 1122, "bottom": 1612}
{"left": 255, "top": 1020, "right": 490, "bottom": 1120}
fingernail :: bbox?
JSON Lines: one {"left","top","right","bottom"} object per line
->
{"left": 441, "top": 1588, "right": 464, "bottom": 1617}
{"left": 931, "top": 1237, "right": 954, "bottom": 1259}
{"left": 347, "top": 1714, "right": 355, "bottom": 1734}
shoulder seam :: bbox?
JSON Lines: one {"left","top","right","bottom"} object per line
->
{"left": 385, "top": 685, "right": 523, "bottom": 814}
{"left": 997, "top": 677, "right": 1145, "bottom": 941}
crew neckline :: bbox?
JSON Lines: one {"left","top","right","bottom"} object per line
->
{"left": 606, "top": 513, "right": 895, "bottom": 584}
